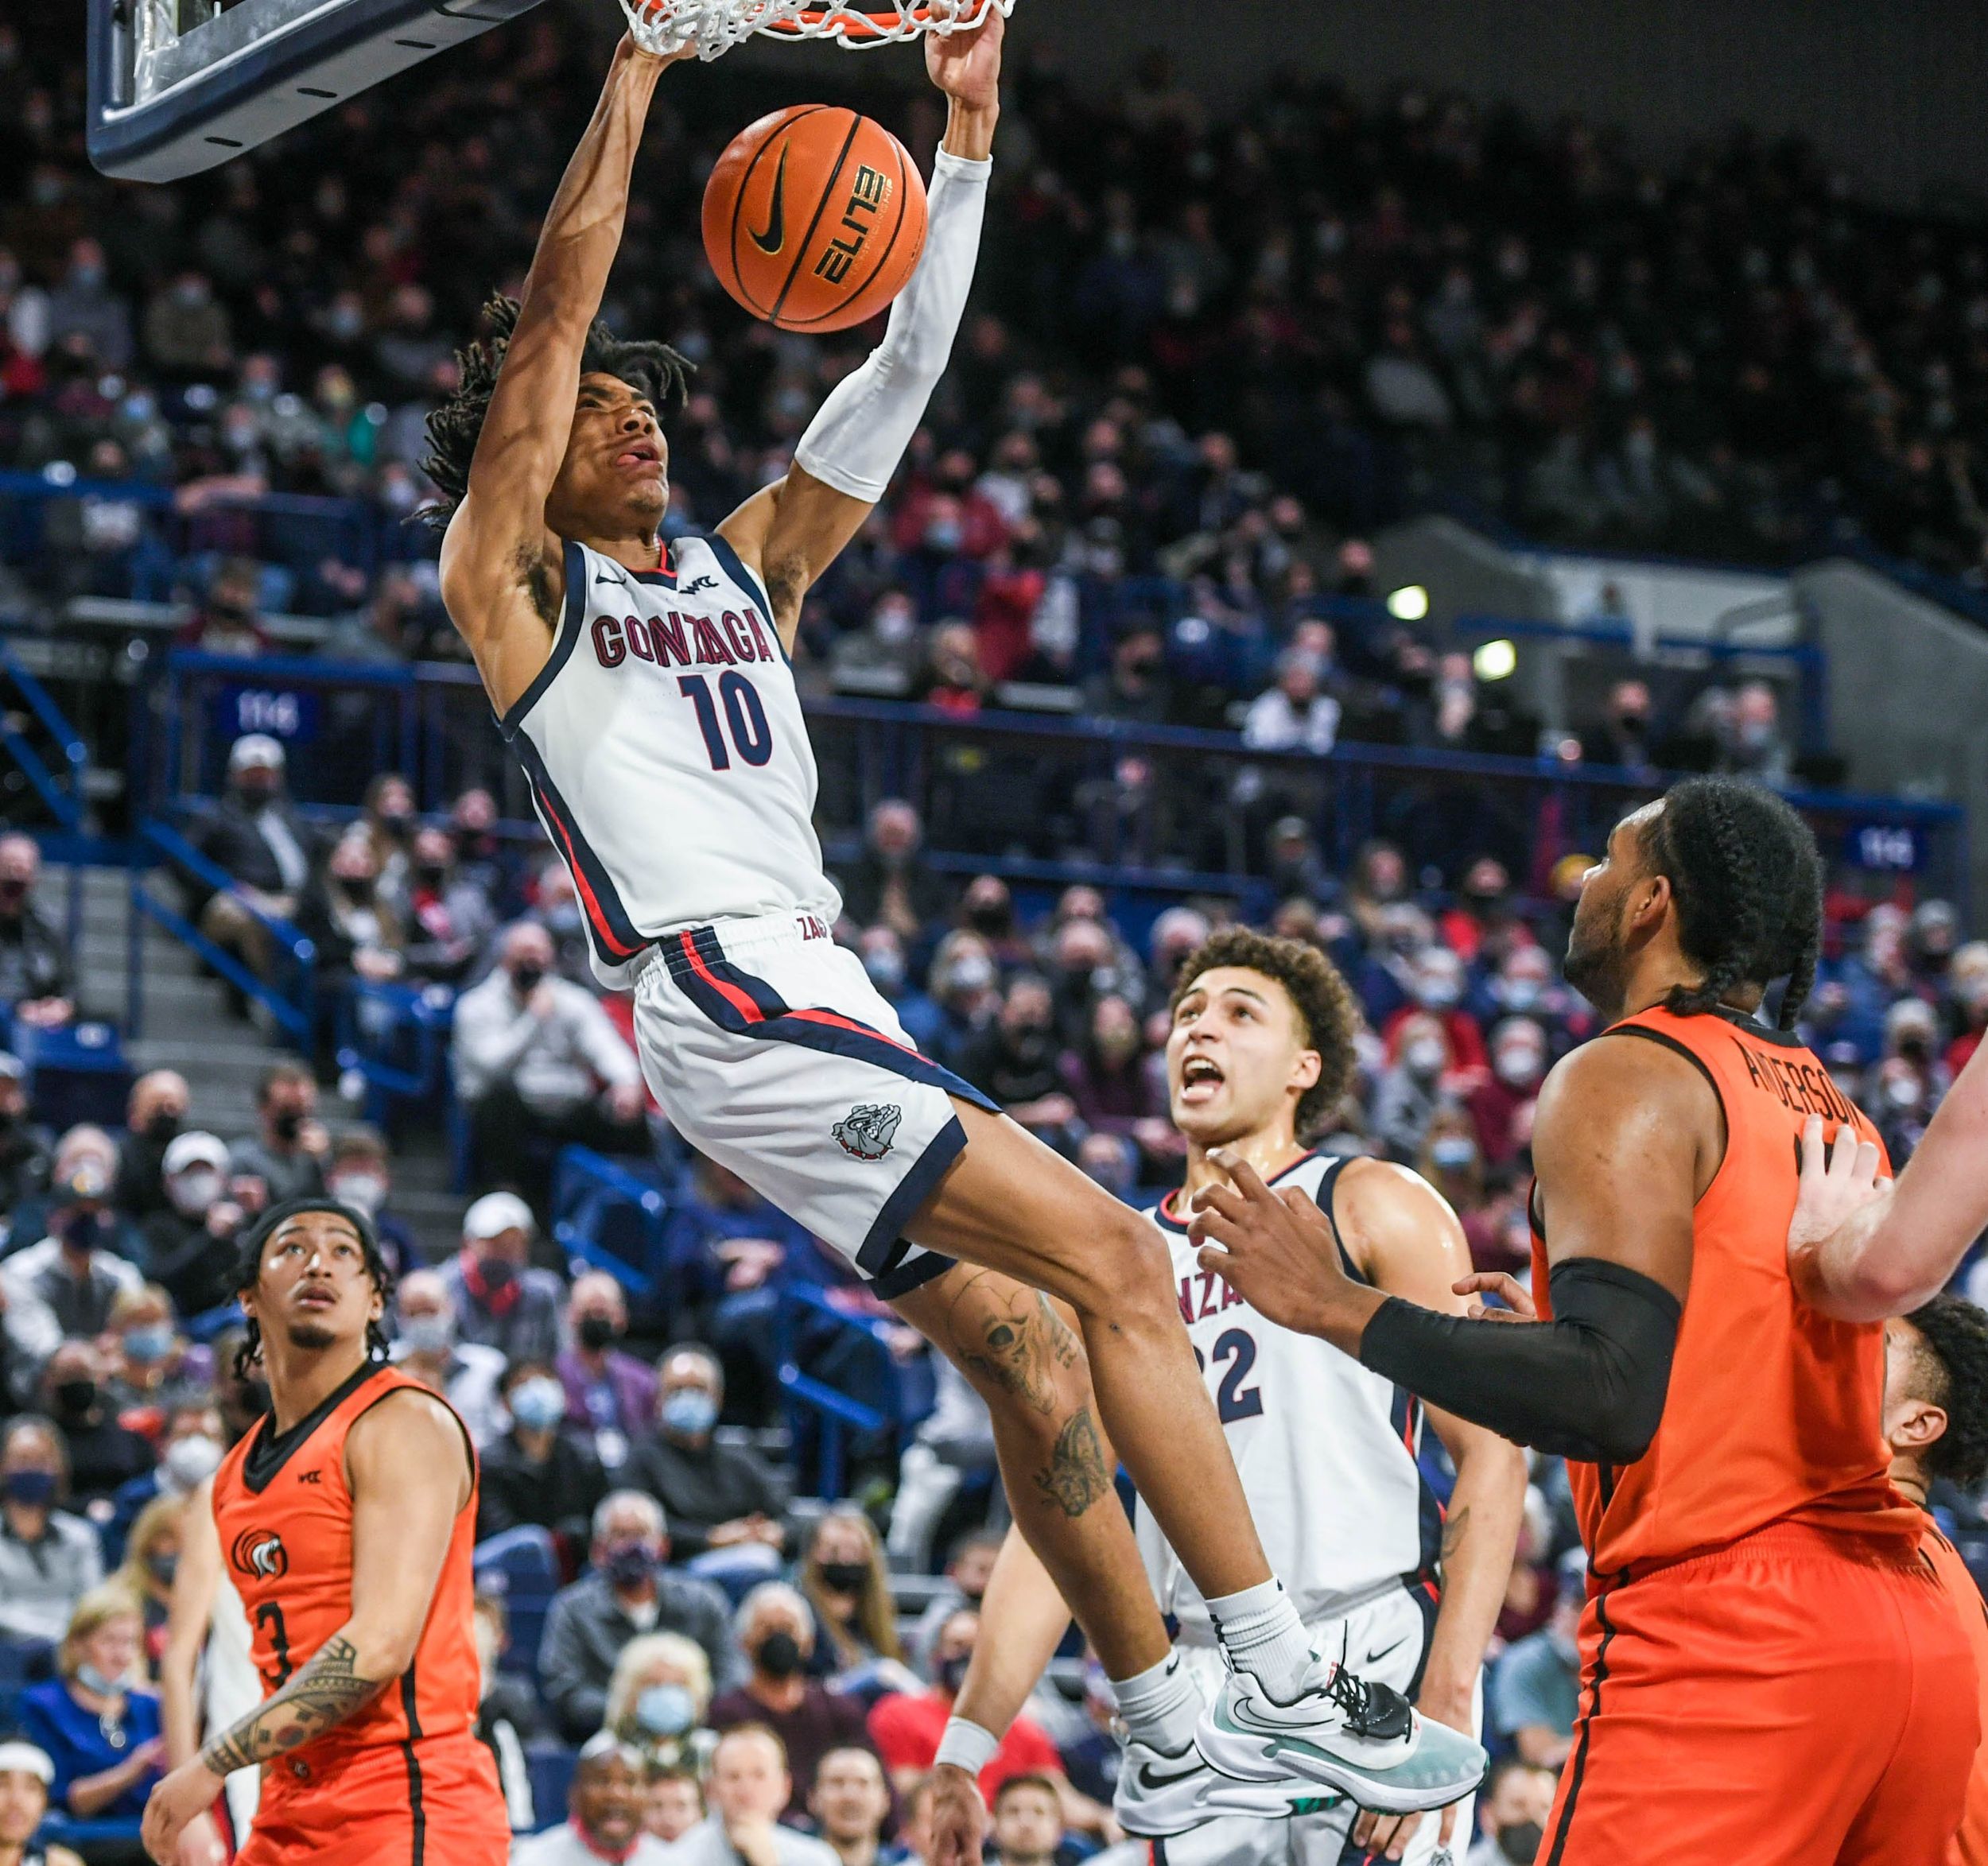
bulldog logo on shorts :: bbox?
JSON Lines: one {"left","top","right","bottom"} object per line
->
{"left": 833, "top": 1103, "right": 902, "bottom": 1161}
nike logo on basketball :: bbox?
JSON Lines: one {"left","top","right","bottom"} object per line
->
{"left": 751, "top": 147, "right": 789, "bottom": 254}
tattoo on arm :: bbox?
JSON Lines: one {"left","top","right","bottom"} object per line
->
{"left": 1032, "top": 1405, "right": 1109, "bottom": 1518}
{"left": 1439, "top": 1504, "right": 1471, "bottom": 1565}
{"left": 198, "top": 1634, "right": 384, "bottom": 1776}
{"left": 512, "top": 541, "right": 561, "bottom": 627}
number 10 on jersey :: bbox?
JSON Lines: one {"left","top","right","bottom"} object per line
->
{"left": 679, "top": 672, "right": 773, "bottom": 770}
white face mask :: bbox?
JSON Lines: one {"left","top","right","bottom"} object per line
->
{"left": 1405, "top": 1038, "right": 1446, "bottom": 1077}
{"left": 330, "top": 1173, "right": 387, "bottom": 1216}
{"left": 167, "top": 1169, "right": 224, "bottom": 1218}
{"left": 162, "top": 1433, "right": 223, "bottom": 1494}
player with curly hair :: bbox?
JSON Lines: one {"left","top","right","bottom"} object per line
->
{"left": 1193, "top": 777, "right": 1978, "bottom": 1864}
{"left": 142, "top": 1200, "right": 506, "bottom": 1865}
{"left": 1884, "top": 1294, "right": 1988, "bottom": 1865}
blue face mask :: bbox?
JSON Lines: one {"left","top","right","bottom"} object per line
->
{"left": 3, "top": 1469, "right": 56, "bottom": 1507}
{"left": 510, "top": 1379, "right": 566, "bottom": 1433}
{"left": 124, "top": 1325, "right": 174, "bottom": 1365}
{"left": 603, "top": 1542, "right": 657, "bottom": 1590}
{"left": 661, "top": 1391, "right": 718, "bottom": 1439}
{"left": 635, "top": 1682, "right": 697, "bottom": 1737}
{"left": 1430, "top": 1137, "right": 1478, "bottom": 1170}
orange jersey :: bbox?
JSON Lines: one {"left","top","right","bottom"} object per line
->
{"left": 212, "top": 1361, "right": 491, "bottom": 1814}
{"left": 1922, "top": 1517, "right": 1988, "bottom": 1864}
{"left": 1532, "top": 1004, "right": 1919, "bottom": 1574}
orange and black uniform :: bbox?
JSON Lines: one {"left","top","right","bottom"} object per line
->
{"left": 212, "top": 1361, "right": 508, "bottom": 1866}
{"left": 1530, "top": 1005, "right": 1978, "bottom": 1866}
{"left": 1921, "top": 1516, "right": 1988, "bottom": 1864}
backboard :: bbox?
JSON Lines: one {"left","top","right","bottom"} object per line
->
{"left": 87, "top": 0, "right": 551, "bottom": 184}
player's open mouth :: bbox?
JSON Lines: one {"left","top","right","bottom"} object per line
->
{"left": 1180, "top": 1056, "right": 1225, "bottom": 1103}
{"left": 614, "top": 442, "right": 662, "bottom": 471}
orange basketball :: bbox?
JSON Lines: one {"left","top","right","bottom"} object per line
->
{"left": 702, "top": 106, "right": 927, "bottom": 334}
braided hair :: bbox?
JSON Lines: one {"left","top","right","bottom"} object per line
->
{"left": 1906, "top": 1294, "right": 1988, "bottom": 1492}
{"left": 231, "top": 1197, "right": 398, "bottom": 1380}
{"left": 1640, "top": 776, "right": 1823, "bottom": 1029}
{"left": 418, "top": 295, "right": 693, "bottom": 530}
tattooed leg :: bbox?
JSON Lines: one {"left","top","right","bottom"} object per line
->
{"left": 895, "top": 1267, "right": 1171, "bottom": 1678}
{"left": 199, "top": 1632, "right": 386, "bottom": 1776}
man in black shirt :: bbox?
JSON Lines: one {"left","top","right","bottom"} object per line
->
{"left": 627, "top": 1346, "right": 787, "bottom": 1564}
{"left": 41, "top": 1340, "right": 153, "bottom": 1505}
{"left": 0, "top": 835, "right": 74, "bottom": 1029}
{"left": 957, "top": 975, "right": 1077, "bottom": 1154}
{"left": 479, "top": 1358, "right": 609, "bottom": 1546}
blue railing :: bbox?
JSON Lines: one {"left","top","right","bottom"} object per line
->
{"left": 774, "top": 1283, "right": 934, "bottom": 1501}
{"left": 127, "top": 817, "right": 316, "bottom": 1044}
{"left": 550, "top": 1146, "right": 673, "bottom": 1298}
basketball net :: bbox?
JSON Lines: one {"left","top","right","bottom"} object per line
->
{"left": 619, "top": 0, "right": 1014, "bottom": 62}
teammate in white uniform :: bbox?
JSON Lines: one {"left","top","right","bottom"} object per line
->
{"left": 426, "top": 17, "right": 1483, "bottom": 1831}
{"left": 940, "top": 930, "right": 1525, "bottom": 1866}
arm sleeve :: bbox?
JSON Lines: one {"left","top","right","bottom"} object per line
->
{"left": 792, "top": 151, "right": 992, "bottom": 504}
{"left": 1357, "top": 1258, "right": 1682, "bottom": 1465}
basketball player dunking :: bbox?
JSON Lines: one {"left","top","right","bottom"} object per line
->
{"left": 142, "top": 1201, "right": 508, "bottom": 1866}
{"left": 423, "top": 17, "right": 1479, "bottom": 1817}
{"left": 1194, "top": 778, "right": 1979, "bottom": 1864}
{"left": 928, "top": 929, "right": 1528, "bottom": 1866}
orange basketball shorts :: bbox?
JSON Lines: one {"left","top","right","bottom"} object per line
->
{"left": 236, "top": 1735, "right": 510, "bottom": 1866}
{"left": 1540, "top": 1522, "right": 1978, "bottom": 1866}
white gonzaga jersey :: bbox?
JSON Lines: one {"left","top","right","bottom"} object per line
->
{"left": 1141, "top": 1153, "right": 1443, "bottom": 1643}
{"left": 500, "top": 534, "right": 841, "bottom": 985}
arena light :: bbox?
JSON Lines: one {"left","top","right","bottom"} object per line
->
{"left": 1474, "top": 638, "right": 1518, "bottom": 681}
{"left": 1386, "top": 584, "right": 1430, "bottom": 622}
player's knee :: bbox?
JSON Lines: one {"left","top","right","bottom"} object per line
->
{"left": 1069, "top": 1205, "right": 1176, "bottom": 1326}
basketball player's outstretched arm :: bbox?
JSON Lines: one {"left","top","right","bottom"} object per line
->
{"left": 1790, "top": 1039, "right": 1988, "bottom": 1317}
{"left": 141, "top": 1391, "right": 473, "bottom": 1866}
{"left": 1190, "top": 1038, "right": 1709, "bottom": 1465}
{"left": 438, "top": 34, "right": 688, "bottom": 715}
{"left": 716, "top": 12, "right": 1002, "bottom": 650}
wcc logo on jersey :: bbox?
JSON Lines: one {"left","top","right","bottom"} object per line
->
{"left": 833, "top": 1103, "right": 902, "bottom": 1162}
{"left": 231, "top": 1527, "right": 289, "bottom": 1580}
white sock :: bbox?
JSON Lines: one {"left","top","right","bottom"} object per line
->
{"left": 1109, "top": 1652, "right": 1202, "bottom": 1756}
{"left": 1206, "top": 1578, "right": 1316, "bottom": 1703}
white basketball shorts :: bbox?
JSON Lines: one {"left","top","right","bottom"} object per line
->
{"left": 1160, "top": 1585, "right": 1479, "bottom": 1866}
{"left": 629, "top": 910, "right": 996, "bottom": 1299}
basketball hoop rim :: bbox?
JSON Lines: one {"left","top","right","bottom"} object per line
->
{"left": 620, "top": 0, "right": 1015, "bottom": 60}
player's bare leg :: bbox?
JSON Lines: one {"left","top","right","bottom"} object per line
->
{"left": 908, "top": 1103, "right": 1269, "bottom": 1600}
{"left": 891, "top": 1267, "right": 1169, "bottom": 1680}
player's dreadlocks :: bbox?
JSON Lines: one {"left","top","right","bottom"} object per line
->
{"left": 418, "top": 295, "right": 693, "bottom": 529}
{"left": 231, "top": 1197, "right": 398, "bottom": 1379}
{"left": 1905, "top": 1294, "right": 1988, "bottom": 1492}
{"left": 1171, "top": 927, "right": 1363, "bottom": 1140}
{"left": 1642, "top": 775, "right": 1823, "bottom": 1029}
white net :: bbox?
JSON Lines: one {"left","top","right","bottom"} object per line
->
{"left": 619, "top": 0, "right": 1013, "bottom": 62}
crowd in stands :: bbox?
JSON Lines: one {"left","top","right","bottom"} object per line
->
{"left": 0, "top": 722, "right": 1982, "bottom": 1864}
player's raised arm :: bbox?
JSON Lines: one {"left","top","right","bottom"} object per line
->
{"left": 716, "top": 10, "right": 1001, "bottom": 646}
{"left": 141, "top": 1391, "right": 473, "bottom": 1866}
{"left": 433, "top": 36, "right": 685, "bottom": 707}
{"left": 1788, "top": 1034, "right": 1988, "bottom": 1318}
{"left": 1190, "top": 1037, "right": 1704, "bottom": 1465}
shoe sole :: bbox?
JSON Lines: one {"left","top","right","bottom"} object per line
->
{"left": 1199, "top": 1709, "right": 1489, "bottom": 1817}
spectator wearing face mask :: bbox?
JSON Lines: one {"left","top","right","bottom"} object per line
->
{"left": 111, "top": 1493, "right": 184, "bottom": 1656}
{"left": 1466, "top": 1757, "right": 1559, "bottom": 1866}
{"left": 1943, "top": 940, "right": 1988, "bottom": 1075}
{"left": 538, "top": 1492, "right": 740, "bottom": 1744}
{"left": 604, "top": 1631, "right": 716, "bottom": 1777}
{"left": 1381, "top": 944, "right": 1489, "bottom": 1080}
{"left": 0, "top": 835, "right": 75, "bottom": 1030}
{"left": 1, "top": 1149, "right": 144, "bottom": 1362}
{"left": 830, "top": 593, "right": 927, "bottom": 699}
{"left": 1242, "top": 645, "right": 1342, "bottom": 755}
{"left": 324, "top": 1127, "right": 415, "bottom": 1274}
{"left": 357, "top": 772, "right": 419, "bottom": 912}
{"left": 837, "top": 801, "right": 952, "bottom": 944}
{"left": 1061, "top": 993, "right": 1171, "bottom": 1154}
{"left": 709, "top": 1586, "right": 874, "bottom": 1821}
{"left": 923, "top": 933, "right": 1000, "bottom": 1069}
{"left": 227, "top": 1062, "right": 328, "bottom": 1205}
{"left": 138, "top": 1131, "right": 244, "bottom": 1321}
{"left": 630, "top": 1347, "right": 788, "bottom": 1571}
{"left": 389, "top": 1267, "right": 507, "bottom": 1446}
{"left": 103, "top": 1399, "right": 223, "bottom": 1570}
{"left": 959, "top": 976, "right": 1078, "bottom": 1156}
{"left": 297, "top": 827, "right": 407, "bottom": 1003}
{"left": 21, "top": 1585, "right": 165, "bottom": 1833}
{"left": 98, "top": 1283, "right": 187, "bottom": 1414}
{"left": 39, "top": 1340, "right": 153, "bottom": 1508}
{"left": 1473, "top": 943, "right": 1588, "bottom": 1050}
{"left": 1439, "top": 856, "right": 1527, "bottom": 969}
{"left": 1470, "top": 1016, "right": 1550, "bottom": 1168}
{"left": 185, "top": 735, "right": 318, "bottom": 992}
{"left": 0, "top": 1418, "right": 103, "bottom": 1652}
{"left": 452, "top": 922, "right": 646, "bottom": 1205}
{"left": 111, "top": 1070, "right": 189, "bottom": 1222}
{"left": 1370, "top": 1011, "right": 1460, "bottom": 1163}
{"left": 908, "top": 1530, "right": 1002, "bottom": 1677}
{"left": 1416, "top": 1108, "right": 1486, "bottom": 1223}
{"left": 1042, "top": 917, "right": 1135, "bottom": 1053}
{"left": 401, "top": 824, "right": 498, "bottom": 986}
{"left": 440, "top": 1193, "right": 565, "bottom": 1365}
{"left": 1082, "top": 619, "right": 1172, "bottom": 727}
{"left": 476, "top": 1357, "right": 608, "bottom": 1545}
{"left": 523, "top": 861, "right": 594, "bottom": 985}
{"left": 557, "top": 1272, "right": 656, "bottom": 1471}
{"left": 797, "top": 1509, "right": 907, "bottom": 1691}
{"left": 852, "top": 925, "right": 945, "bottom": 1057}
{"left": 0, "top": 1053, "right": 52, "bottom": 1216}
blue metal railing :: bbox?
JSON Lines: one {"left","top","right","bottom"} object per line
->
{"left": 550, "top": 1146, "right": 673, "bottom": 1297}
{"left": 128, "top": 817, "right": 316, "bottom": 1044}
{"left": 774, "top": 1283, "right": 934, "bottom": 1501}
